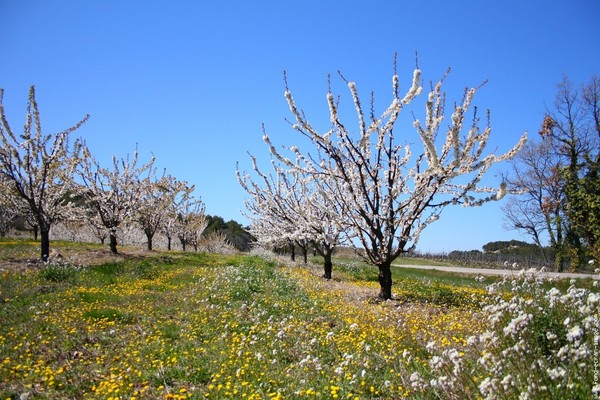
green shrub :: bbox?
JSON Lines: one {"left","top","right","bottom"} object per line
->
{"left": 42, "top": 262, "right": 80, "bottom": 283}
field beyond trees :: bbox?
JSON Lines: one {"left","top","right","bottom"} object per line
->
{"left": 1, "top": 239, "right": 598, "bottom": 399}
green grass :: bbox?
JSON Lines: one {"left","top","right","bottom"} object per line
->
{"left": 0, "top": 240, "right": 597, "bottom": 399}
{"left": 325, "top": 255, "right": 494, "bottom": 288}
{"left": 324, "top": 254, "right": 597, "bottom": 292}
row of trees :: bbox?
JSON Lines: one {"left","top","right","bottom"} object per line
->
{"left": 0, "top": 86, "right": 210, "bottom": 261}
{"left": 238, "top": 57, "right": 527, "bottom": 299}
{"left": 503, "top": 76, "right": 599, "bottom": 271}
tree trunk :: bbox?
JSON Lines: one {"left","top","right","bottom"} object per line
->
{"left": 555, "top": 251, "right": 564, "bottom": 272}
{"left": 33, "top": 225, "right": 39, "bottom": 241}
{"left": 289, "top": 241, "right": 295, "bottom": 261}
{"left": 40, "top": 226, "right": 50, "bottom": 262}
{"left": 311, "top": 240, "right": 335, "bottom": 280}
{"left": 323, "top": 253, "right": 333, "bottom": 279}
{"left": 167, "top": 236, "right": 172, "bottom": 251}
{"left": 377, "top": 262, "right": 393, "bottom": 300}
{"left": 146, "top": 233, "right": 153, "bottom": 251}
{"left": 109, "top": 232, "right": 118, "bottom": 254}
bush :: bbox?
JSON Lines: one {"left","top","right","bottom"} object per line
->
{"left": 42, "top": 261, "right": 80, "bottom": 282}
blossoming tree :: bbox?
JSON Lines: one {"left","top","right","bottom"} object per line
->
{"left": 160, "top": 183, "right": 196, "bottom": 251}
{"left": 237, "top": 155, "right": 307, "bottom": 259}
{"left": 173, "top": 194, "right": 207, "bottom": 252}
{"left": 262, "top": 59, "right": 527, "bottom": 299}
{"left": 135, "top": 172, "right": 191, "bottom": 251}
{"left": 0, "top": 86, "right": 89, "bottom": 261}
{"left": 76, "top": 145, "right": 154, "bottom": 254}
{"left": 237, "top": 153, "right": 345, "bottom": 277}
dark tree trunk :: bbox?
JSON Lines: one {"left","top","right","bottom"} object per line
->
{"left": 33, "top": 225, "right": 39, "bottom": 241}
{"left": 311, "top": 240, "right": 335, "bottom": 280}
{"left": 40, "top": 226, "right": 50, "bottom": 262}
{"left": 323, "top": 254, "right": 333, "bottom": 280}
{"left": 109, "top": 232, "right": 118, "bottom": 254}
{"left": 166, "top": 236, "right": 172, "bottom": 251}
{"left": 378, "top": 262, "right": 393, "bottom": 300}
{"left": 295, "top": 239, "right": 309, "bottom": 264}
{"left": 180, "top": 237, "right": 186, "bottom": 252}
{"left": 146, "top": 233, "right": 153, "bottom": 251}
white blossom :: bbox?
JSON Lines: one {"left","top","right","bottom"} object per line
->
{"left": 566, "top": 325, "right": 583, "bottom": 342}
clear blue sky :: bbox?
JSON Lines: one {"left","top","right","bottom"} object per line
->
{"left": 1, "top": 0, "right": 598, "bottom": 252}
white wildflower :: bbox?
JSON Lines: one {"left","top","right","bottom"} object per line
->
{"left": 446, "top": 348, "right": 461, "bottom": 362}
{"left": 503, "top": 312, "right": 532, "bottom": 337}
{"left": 547, "top": 366, "right": 566, "bottom": 381}
{"left": 478, "top": 351, "right": 493, "bottom": 367}
{"left": 500, "top": 374, "right": 514, "bottom": 390}
{"left": 478, "top": 377, "right": 495, "bottom": 396}
{"left": 587, "top": 292, "right": 599, "bottom": 306}
{"left": 410, "top": 371, "right": 426, "bottom": 390}
{"left": 429, "top": 355, "right": 443, "bottom": 370}
{"left": 556, "top": 345, "right": 569, "bottom": 360}
{"left": 436, "top": 376, "right": 450, "bottom": 389}
{"left": 566, "top": 325, "right": 583, "bottom": 342}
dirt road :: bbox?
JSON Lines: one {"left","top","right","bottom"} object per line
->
{"left": 393, "top": 263, "right": 599, "bottom": 280}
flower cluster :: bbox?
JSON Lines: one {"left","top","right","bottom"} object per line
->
{"left": 419, "top": 269, "right": 599, "bottom": 399}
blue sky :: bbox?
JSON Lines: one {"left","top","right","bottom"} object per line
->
{"left": 1, "top": 0, "right": 598, "bottom": 252}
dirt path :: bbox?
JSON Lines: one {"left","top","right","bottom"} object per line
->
{"left": 392, "top": 263, "right": 600, "bottom": 280}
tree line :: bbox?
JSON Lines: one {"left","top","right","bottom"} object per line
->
{"left": 0, "top": 86, "right": 249, "bottom": 260}
{"left": 3, "top": 59, "right": 596, "bottom": 301}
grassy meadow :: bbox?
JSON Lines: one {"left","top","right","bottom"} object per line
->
{"left": 1, "top": 239, "right": 598, "bottom": 399}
